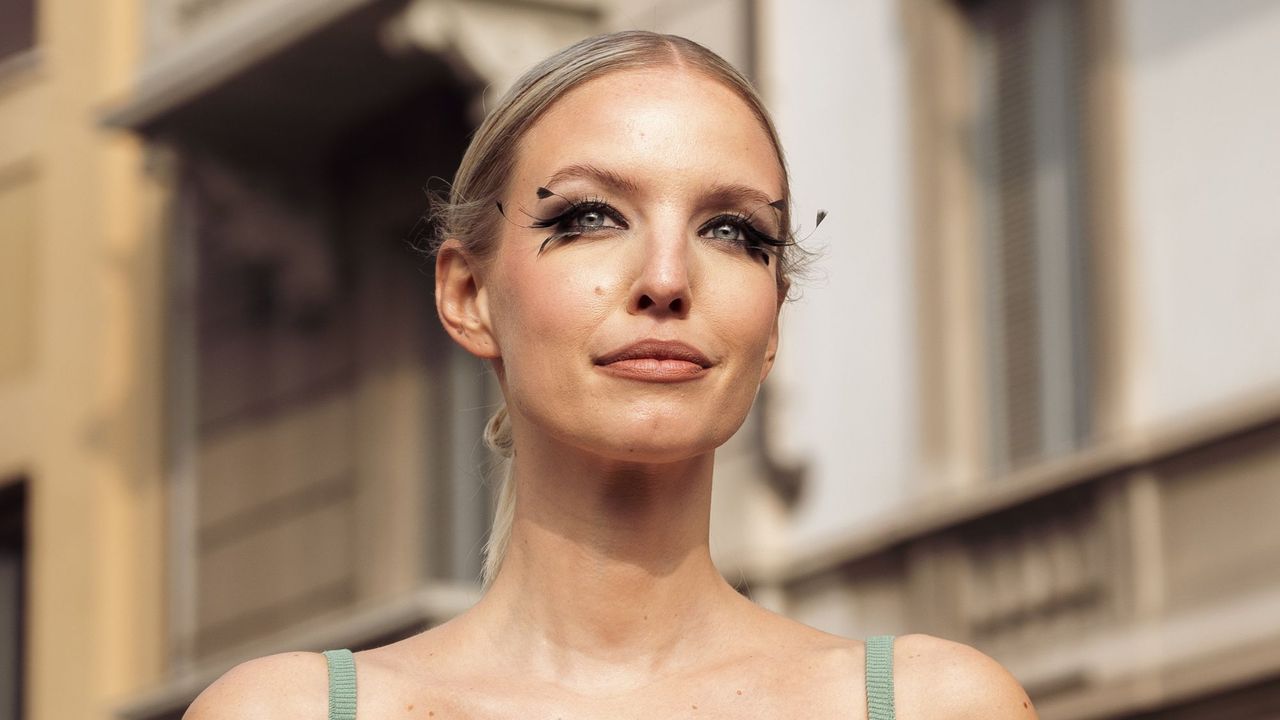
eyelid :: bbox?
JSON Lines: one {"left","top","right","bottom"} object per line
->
{"left": 532, "top": 197, "right": 628, "bottom": 229}
{"left": 532, "top": 196, "right": 629, "bottom": 253}
{"left": 528, "top": 191, "right": 785, "bottom": 261}
{"left": 568, "top": 200, "right": 628, "bottom": 230}
{"left": 697, "top": 212, "right": 783, "bottom": 266}
{"left": 698, "top": 212, "right": 782, "bottom": 243}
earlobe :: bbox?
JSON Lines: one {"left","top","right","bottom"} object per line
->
{"left": 435, "top": 239, "right": 501, "bottom": 359}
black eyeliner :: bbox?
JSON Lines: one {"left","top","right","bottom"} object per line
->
{"left": 530, "top": 196, "right": 629, "bottom": 254}
{"left": 504, "top": 186, "right": 796, "bottom": 262}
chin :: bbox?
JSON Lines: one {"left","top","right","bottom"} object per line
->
{"left": 587, "top": 434, "right": 719, "bottom": 465}
{"left": 573, "top": 406, "right": 748, "bottom": 465}
{"left": 509, "top": 380, "right": 759, "bottom": 465}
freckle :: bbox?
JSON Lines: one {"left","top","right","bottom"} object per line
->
{"left": 407, "top": 704, "right": 414, "bottom": 711}
{"left": 692, "top": 704, "right": 698, "bottom": 710}
{"left": 594, "top": 286, "right": 604, "bottom": 296}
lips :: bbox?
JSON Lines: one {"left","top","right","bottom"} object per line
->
{"left": 594, "top": 339, "right": 713, "bottom": 381}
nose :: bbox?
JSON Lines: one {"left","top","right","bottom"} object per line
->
{"left": 627, "top": 231, "right": 691, "bottom": 318}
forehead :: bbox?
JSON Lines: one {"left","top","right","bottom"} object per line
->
{"left": 512, "top": 68, "right": 783, "bottom": 201}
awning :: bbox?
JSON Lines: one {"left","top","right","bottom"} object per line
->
{"left": 101, "top": 0, "right": 601, "bottom": 144}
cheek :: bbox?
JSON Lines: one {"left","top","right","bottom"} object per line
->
{"left": 708, "top": 274, "right": 779, "bottom": 358}
{"left": 488, "top": 252, "right": 617, "bottom": 367}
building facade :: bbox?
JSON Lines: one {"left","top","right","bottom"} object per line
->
{"left": 0, "top": 0, "right": 166, "bottom": 719}
{"left": 1, "top": 0, "right": 1277, "bottom": 719}
{"left": 759, "top": 1, "right": 1280, "bottom": 717}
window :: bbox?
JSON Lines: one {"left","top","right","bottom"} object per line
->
{"left": 166, "top": 79, "right": 486, "bottom": 662}
{"left": 0, "top": 0, "right": 36, "bottom": 63}
{"left": 0, "top": 479, "right": 25, "bottom": 720}
{"left": 907, "top": 0, "right": 1104, "bottom": 483}
{"left": 968, "top": 0, "right": 1094, "bottom": 472}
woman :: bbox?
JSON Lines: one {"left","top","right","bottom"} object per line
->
{"left": 188, "top": 31, "right": 1037, "bottom": 719}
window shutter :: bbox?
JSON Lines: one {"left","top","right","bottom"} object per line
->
{"left": 972, "top": 0, "right": 1092, "bottom": 472}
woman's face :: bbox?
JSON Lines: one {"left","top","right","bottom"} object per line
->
{"left": 480, "top": 67, "right": 785, "bottom": 463}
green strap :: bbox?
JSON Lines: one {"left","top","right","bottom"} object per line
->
{"left": 865, "top": 635, "right": 896, "bottom": 720}
{"left": 322, "top": 649, "right": 357, "bottom": 720}
{"left": 323, "top": 640, "right": 889, "bottom": 718}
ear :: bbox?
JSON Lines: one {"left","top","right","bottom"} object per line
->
{"left": 435, "top": 239, "right": 501, "bottom": 359}
{"left": 759, "top": 312, "right": 780, "bottom": 385}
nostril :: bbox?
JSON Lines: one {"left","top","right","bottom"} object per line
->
{"left": 632, "top": 293, "right": 686, "bottom": 314}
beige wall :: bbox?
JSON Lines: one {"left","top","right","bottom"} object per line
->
{"left": 748, "top": 1, "right": 1280, "bottom": 717}
{"left": 0, "top": 0, "right": 167, "bottom": 718}
{"left": 8, "top": 1, "right": 1277, "bottom": 718}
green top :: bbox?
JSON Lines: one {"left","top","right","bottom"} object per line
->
{"left": 865, "top": 634, "right": 897, "bottom": 720}
{"left": 322, "top": 634, "right": 896, "bottom": 718}
{"left": 321, "top": 649, "right": 356, "bottom": 720}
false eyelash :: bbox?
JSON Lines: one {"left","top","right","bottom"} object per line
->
{"left": 496, "top": 188, "right": 830, "bottom": 260}
{"left": 749, "top": 198, "right": 829, "bottom": 236}
{"left": 534, "top": 198, "right": 627, "bottom": 253}
{"left": 735, "top": 204, "right": 831, "bottom": 265}
{"left": 529, "top": 196, "right": 610, "bottom": 226}
{"left": 702, "top": 198, "right": 797, "bottom": 265}
{"left": 497, "top": 187, "right": 629, "bottom": 253}
{"left": 698, "top": 212, "right": 788, "bottom": 266}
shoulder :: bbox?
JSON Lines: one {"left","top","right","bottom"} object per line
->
{"left": 895, "top": 633, "right": 1038, "bottom": 719}
{"left": 183, "top": 651, "right": 329, "bottom": 720}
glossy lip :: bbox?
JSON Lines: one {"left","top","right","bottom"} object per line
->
{"left": 594, "top": 339, "right": 714, "bottom": 382}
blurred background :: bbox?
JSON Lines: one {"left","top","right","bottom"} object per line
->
{"left": 1, "top": 0, "right": 1279, "bottom": 718}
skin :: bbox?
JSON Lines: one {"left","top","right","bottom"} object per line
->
{"left": 186, "top": 67, "right": 1038, "bottom": 719}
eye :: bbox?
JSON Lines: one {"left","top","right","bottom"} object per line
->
{"left": 698, "top": 214, "right": 779, "bottom": 266}
{"left": 531, "top": 199, "right": 628, "bottom": 254}
{"left": 570, "top": 207, "right": 612, "bottom": 231}
{"left": 706, "top": 221, "right": 744, "bottom": 242}
{"left": 537, "top": 200, "right": 625, "bottom": 234}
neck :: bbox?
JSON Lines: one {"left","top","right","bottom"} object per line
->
{"left": 465, "top": 431, "right": 741, "bottom": 690}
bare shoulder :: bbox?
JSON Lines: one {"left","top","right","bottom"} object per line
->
{"left": 895, "top": 633, "right": 1038, "bottom": 719}
{"left": 183, "top": 651, "right": 328, "bottom": 720}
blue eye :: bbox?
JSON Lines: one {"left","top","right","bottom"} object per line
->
{"left": 527, "top": 198, "right": 783, "bottom": 266}
{"left": 570, "top": 207, "right": 611, "bottom": 230}
{"left": 531, "top": 199, "right": 628, "bottom": 253}
{"left": 707, "top": 221, "right": 744, "bottom": 242}
{"left": 698, "top": 214, "right": 780, "bottom": 266}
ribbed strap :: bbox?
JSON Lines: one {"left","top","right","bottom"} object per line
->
{"left": 865, "top": 635, "right": 896, "bottom": 720}
{"left": 322, "top": 649, "right": 357, "bottom": 720}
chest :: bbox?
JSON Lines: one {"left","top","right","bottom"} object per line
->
{"left": 355, "top": 678, "right": 868, "bottom": 720}
{"left": 323, "top": 636, "right": 896, "bottom": 720}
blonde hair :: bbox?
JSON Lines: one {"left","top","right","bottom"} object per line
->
{"left": 432, "top": 30, "right": 799, "bottom": 588}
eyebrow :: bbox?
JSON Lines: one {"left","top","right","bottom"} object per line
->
{"left": 541, "top": 163, "right": 781, "bottom": 213}
{"left": 543, "top": 163, "right": 640, "bottom": 195}
{"left": 703, "top": 183, "right": 781, "bottom": 215}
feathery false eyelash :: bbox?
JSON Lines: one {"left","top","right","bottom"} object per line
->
{"left": 497, "top": 187, "right": 623, "bottom": 253}
{"left": 505, "top": 187, "right": 636, "bottom": 254}
{"left": 496, "top": 187, "right": 828, "bottom": 259}
{"left": 700, "top": 212, "right": 786, "bottom": 265}
{"left": 529, "top": 188, "right": 624, "bottom": 253}
{"left": 750, "top": 200, "right": 828, "bottom": 240}
{"left": 706, "top": 198, "right": 797, "bottom": 266}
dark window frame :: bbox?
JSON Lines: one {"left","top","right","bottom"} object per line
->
{"left": 0, "top": 0, "right": 37, "bottom": 64}
{"left": 0, "top": 478, "right": 27, "bottom": 720}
